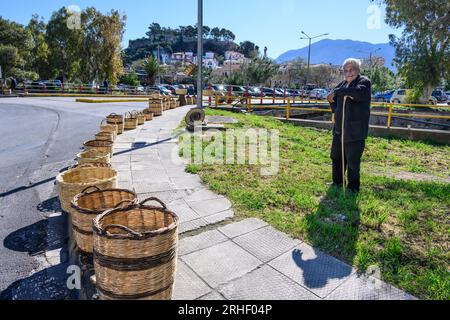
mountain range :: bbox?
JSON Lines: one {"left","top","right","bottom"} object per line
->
{"left": 275, "top": 39, "right": 396, "bottom": 71}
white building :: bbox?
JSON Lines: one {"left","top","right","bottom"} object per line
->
{"left": 224, "top": 51, "right": 245, "bottom": 62}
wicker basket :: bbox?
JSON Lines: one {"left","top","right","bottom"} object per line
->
{"left": 77, "top": 150, "right": 111, "bottom": 165}
{"left": 56, "top": 167, "right": 117, "bottom": 215}
{"left": 95, "top": 131, "right": 115, "bottom": 141}
{"left": 149, "top": 100, "right": 163, "bottom": 116}
{"left": 92, "top": 197, "right": 179, "bottom": 300}
{"left": 106, "top": 114, "right": 124, "bottom": 135}
{"left": 71, "top": 186, "right": 138, "bottom": 254}
{"left": 133, "top": 111, "right": 145, "bottom": 125}
{"left": 169, "top": 101, "right": 176, "bottom": 109}
{"left": 100, "top": 120, "right": 118, "bottom": 140}
{"left": 84, "top": 140, "right": 114, "bottom": 155}
{"left": 142, "top": 109, "right": 154, "bottom": 121}
{"left": 164, "top": 101, "right": 170, "bottom": 111}
{"left": 124, "top": 112, "right": 138, "bottom": 131}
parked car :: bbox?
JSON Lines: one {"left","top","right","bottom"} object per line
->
{"left": 431, "top": 89, "right": 448, "bottom": 102}
{"left": 309, "top": 88, "right": 329, "bottom": 100}
{"left": 248, "top": 87, "right": 265, "bottom": 97}
{"left": 391, "top": 89, "right": 437, "bottom": 105}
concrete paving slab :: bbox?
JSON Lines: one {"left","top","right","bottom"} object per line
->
{"left": 188, "top": 197, "right": 233, "bottom": 217}
{"left": 178, "top": 229, "right": 228, "bottom": 256}
{"left": 325, "top": 273, "right": 417, "bottom": 300}
{"left": 218, "top": 218, "right": 268, "bottom": 239}
{"left": 181, "top": 241, "right": 262, "bottom": 288}
{"left": 219, "top": 265, "right": 319, "bottom": 300}
{"left": 233, "top": 226, "right": 302, "bottom": 262}
{"left": 203, "top": 209, "right": 234, "bottom": 224}
{"left": 173, "top": 260, "right": 212, "bottom": 300}
{"left": 268, "top": 243, "right": 355, "bottom": 298}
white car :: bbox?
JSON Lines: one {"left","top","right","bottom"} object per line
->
{"left": 309, "top": 89, "right": 328, "bottom": 100}
{"left": 390, "top": 89, "right": 437, "bottom": 105}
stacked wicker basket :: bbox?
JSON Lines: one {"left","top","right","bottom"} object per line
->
{"left": 55, "top": 104, "right": 181, "bottom": 300}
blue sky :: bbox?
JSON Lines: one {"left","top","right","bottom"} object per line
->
{"left": 0, "top": 0, "right": 402, "bottom": 59}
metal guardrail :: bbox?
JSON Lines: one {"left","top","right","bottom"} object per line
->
{"left": 203, "top": 94, "right": 450, "bottom": 130}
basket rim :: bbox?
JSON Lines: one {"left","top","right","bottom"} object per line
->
{"left": 71, "top": 188, "right": 138, "bottom": 215}
{"left": 56, "top": 167, "right": 117, "bottom": 186}
{"left": 83, "top": 139, "right": 114, "bottom": 146}
{"left": 92, "top": 199, "right": 179, "bottom": 240}
{"left": 76, "top": 150, "right": 110, "bottom": 158}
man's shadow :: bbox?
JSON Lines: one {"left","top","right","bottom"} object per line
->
{"left": 292, "top": 185, "right": 360, "bottom": 290}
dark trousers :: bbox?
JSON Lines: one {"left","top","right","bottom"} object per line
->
{"left": 330, "top": 134, "right": 366, "bottom": 192}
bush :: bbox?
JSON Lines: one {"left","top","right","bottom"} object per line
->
{"left": 119, "top": 72, "right": 140, "bottom": 87}
{"left": 405, "top": 87, "right": 422, "bottom": 104}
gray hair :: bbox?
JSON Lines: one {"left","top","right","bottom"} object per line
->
{"left": 343, "top": 58, "right": 361, "bottom": 72}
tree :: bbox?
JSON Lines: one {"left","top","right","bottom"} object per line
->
{"left": 143, "top": 55, "right": 159, "bottom": 85}
{"left": 362, "top": 66, "right": 397, "bottom": 92}
{"left": 27, "top": 14, "right": 51, "bottom": 79}
{"left": 241, "top": 57, "right": 278, "bottom": 86}
{"left": 377, "top": 0, "right": 450, "bottom": 99}
{"left": 238, "top": 41, "right": 259, "bottom": 58}
{"left": 45, "top": 7, "right": 83, "bottom": 81}
{"left": 0, "top": 45, "right": 19, "bottom": 77}
{"left": 210, "top": 27, "right": 221, "bottom": 41}
{"left": 119, "top": 71, "right": 140, "bottom": 86}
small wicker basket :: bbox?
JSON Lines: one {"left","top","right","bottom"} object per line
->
{"left": 70, "top": 186, "right": 138, "bottom": 254}
{"left": 106, "top": 114, "right": 124, "bottom": 135}
{"left": 76, "top": 149, "right": 111, "bottom": 165}
{"left": 124, "top": 112, "right": 138, "bottom": 130}
{"left": 83, "top": 140, "right": 113, "bottom": 155}
{"left": 56, "top": 167, "right": 117, "bottom": 215}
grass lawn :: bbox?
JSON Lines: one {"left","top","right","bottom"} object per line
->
{"left": 179, "top": 108, "right": 449, "bottom": 300}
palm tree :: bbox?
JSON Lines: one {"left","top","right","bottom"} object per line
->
{"left": 143, "top": 55, "right": 159, "bottom": 85}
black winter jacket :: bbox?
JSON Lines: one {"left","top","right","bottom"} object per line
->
{"left": 330, "top": 75, "right": 371, "bottom": 142}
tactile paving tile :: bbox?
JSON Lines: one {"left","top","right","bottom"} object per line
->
{"left": 179, "top": 230, "right": 228, "bottom": 256}
{"left": 218, "top": 218, "right": 268, "bottom": 238}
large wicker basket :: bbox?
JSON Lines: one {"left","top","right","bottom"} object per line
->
{"left": 56, "top": 167, "right": 117, "bottom": 215}
{"left": 71, "top": 186, "right": 138, "bottom": 254}
{"left": 92, "top": 197, "right": 179, "bottom": 300}
{"left": 70, "top": 163, "right": 112, "bottom": 170}
{"left": 106, "top": 114, "right": 124, "bottom": 135}
{"left": 95, "top": 131, "right": 115, "bottom": 142}
{"left": 124, "top": 112, "right": 138, "bottom": 131}
{"left": 100, "top": 120, "right": 117, "bottom": 139}
{"left": 84, "top": 140, "right": 113, "bottom": 155}
{"left": 164, "top": 101, "right": 170, "bottom": 111}
{"left": 149, "top": 100, "right": 163, "bottom": 116}
{"left": 76, "top": 149, "right": 110, "bottom": 165}
{"left": 133, "top": 111, "right": 145, "bottom": 125}
{"left": 142, "top": 109, "right": 154, "bottom": 121}
{"left": 169, "top": 100, "right": 176, "bottom": 109}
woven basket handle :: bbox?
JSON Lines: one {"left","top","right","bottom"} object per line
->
{"left": 108, "top": 113, "right": 118, "bottom": 117}
{"left": 103, "top": 224, "right": 142, "bottom": 237}
{"left": 100, "top": 119, "right": 107, "bottom": 125}
{"left": 114, "top": 199, "right": 137, "bottom": 209}
{"left": 139, "top": 197, "right": 167, "bottom": 209}
{"left": 81, "top": 186, "right": 101, "bottom": 194}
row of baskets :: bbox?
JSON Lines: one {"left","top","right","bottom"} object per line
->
{"left": 56, "top": 108, "right": 179, "bottom": 300}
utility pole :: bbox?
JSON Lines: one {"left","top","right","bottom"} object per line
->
{"left": 197, "top": 0, "right": 203, "bottom": 109}
{"left": 300, "top": 31, "right": 329, "bottom": 88}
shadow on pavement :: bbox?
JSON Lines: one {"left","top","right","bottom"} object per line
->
{"left": 292, "top": 186, "right": 360, "bottom": 289}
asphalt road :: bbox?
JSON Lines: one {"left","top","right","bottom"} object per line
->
{"left": 0, "top": 97, "right": 148, "bottom": 299}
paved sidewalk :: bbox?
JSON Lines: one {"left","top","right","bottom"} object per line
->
{"left": 110, "top": 105, "right": 416, "bottom": 300}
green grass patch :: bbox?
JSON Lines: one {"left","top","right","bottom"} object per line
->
{"left": 179, "top": 108, "right": 450, "bottom": 300}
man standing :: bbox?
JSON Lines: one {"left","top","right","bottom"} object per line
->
{"left": 327, "top": 58, "right": 371, "bottom": 192}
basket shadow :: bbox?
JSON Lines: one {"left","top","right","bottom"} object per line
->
{"left": 3, "top": 214, "right": 68, "bottom": 256}
{"left": 0, "top": 263, "right": 71, "bottom": 300}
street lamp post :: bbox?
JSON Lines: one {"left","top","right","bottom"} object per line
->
{"left": 300, "top": 31, "right": 329, "bottom": 88}
{"left": 197, "top": 0, "right": 203, "bottom": 109}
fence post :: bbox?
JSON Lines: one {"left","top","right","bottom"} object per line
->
{"left": 247, "top": 95, "right": 252, "bottom": 113}
{"left": 260, "top": 85, "right": 263, "bottom": 104}
{"left": 387, "top": 103, "right": 393, "bottom": 129}
{"left": 208, "top": 83, "right": 212, "bottom": 107}
{"left": 215, "top": 94, "right": 219, "bottom": 108}
{"left": 286, "top": 97, "right": 291, "bottom": 120}
{"left": 283, "top": 87, "right": 286, "bottom": 104}
{"left": 272, "top": 88, "right": 275, "bottom": 104}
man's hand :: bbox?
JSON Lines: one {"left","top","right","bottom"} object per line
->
{"left": 327, "top": 91, "right": 336, "bottom": 104}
